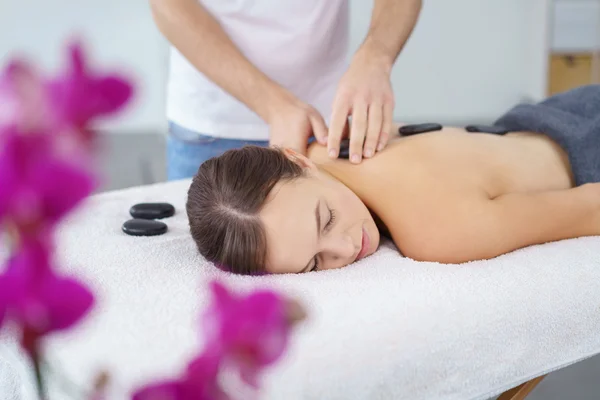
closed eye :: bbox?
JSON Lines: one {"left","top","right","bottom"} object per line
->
{"left": 325, "top": 208, "right": 336, "bottom": 231}
{"left": 311, "top": 207, "right": 337, "bottom": 272}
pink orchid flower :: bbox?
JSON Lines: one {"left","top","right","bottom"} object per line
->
{"left": 0, "top": 290, "right": 6, "bottom": 330}
{"left": 0, "top": 238, "right": 94, "bottom": 352}
{"left": 46, "top": 42, "right": 133, "bottom": 147}
{"left": 131, "top": 281, "right": 305, "bottom": 400}
{"left": 0, "top": 39, "right": 135, "bottom": 400}
{"left": 0, "top": 127, "right": 96, "bottom": 237}
{"left": 0, "top": 41, "right": 133, "bottom": 152}
{"left": 0, "top": 60, "right": 48, "bottom": 131}
{"left": 202, "top": 281, "right": 305, "bottom": 389}
{"left": 132, "top": 348, "right": 229, "bottom": 400}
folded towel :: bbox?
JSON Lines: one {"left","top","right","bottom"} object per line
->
{"left": 494, "top": 84, "right": 600, "bottom": 185}
{"left": 2, "top": 179, "right": 600, "bottom": 400}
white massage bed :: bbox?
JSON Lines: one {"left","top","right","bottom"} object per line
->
{"left": 2, "top": 179, "right": 600, "bottom": 400}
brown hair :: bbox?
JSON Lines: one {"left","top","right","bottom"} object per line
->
{"left": 186, "top": 145, "right": 304, "bottom": 275}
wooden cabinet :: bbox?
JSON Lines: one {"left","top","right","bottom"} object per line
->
{"left": 548, "top": 53, "right": 596, "bottom": 95}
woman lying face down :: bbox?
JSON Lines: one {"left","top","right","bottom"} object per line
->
{"left": 186, "top": 132, "right": 600, "bottom": 275}
{"left": 186, "top": 86, "right": 600, "bottom": 275}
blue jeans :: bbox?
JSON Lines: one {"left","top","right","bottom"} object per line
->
{"left": 166, "top": 122, "right": 269, "bottom": 181}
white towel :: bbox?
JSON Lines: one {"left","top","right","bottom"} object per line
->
{"left": 2, "top": 179, "right": 600, "bottom": 400}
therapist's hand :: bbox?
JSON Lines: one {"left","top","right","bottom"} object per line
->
{"left": 267, "top": 94, "right": 328, "bottom": 156}
{"left": 327, "top": 47, "right": 395, "bottom": 163}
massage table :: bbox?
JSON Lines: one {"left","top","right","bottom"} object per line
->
{"left": 2, "top": 178, "right": 600, "bottom": 400}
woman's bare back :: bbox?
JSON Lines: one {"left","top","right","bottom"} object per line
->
{"left": 309, "top": 126, "right": 599, "bottom": 263}
{"left": 382, "top": 127, "right": 574, "bottom": 196}
{"left": 311, "top": 126, "right": 573, "bottom": 201}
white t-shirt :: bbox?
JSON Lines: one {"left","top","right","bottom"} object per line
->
{"left": 166, "top": 0, "right": 349, "bottom": 141}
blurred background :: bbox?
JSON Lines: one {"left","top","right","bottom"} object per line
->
{"left": 1, "top": 1, "right": 599, "bottom": 398}
{"left": 1, "top": 0, "right": 598, "bottom": 192}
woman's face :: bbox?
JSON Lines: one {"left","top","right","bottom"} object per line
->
{"left": 259, "top": 150, "right": 380, "bottom": 274}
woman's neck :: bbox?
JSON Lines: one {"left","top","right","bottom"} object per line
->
{"left": 316, "top": 162, "right": 391, "bottom": 239}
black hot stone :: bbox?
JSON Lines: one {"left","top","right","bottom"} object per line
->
{"left": 465, "top": 125, "right": 510, "bottom": 135}
{"left": 122, "top": 219, "right": 168, "bottom": 237}
{"left": 398, "top": 123, "right": 443, "bottom": 136}
{"left": 339, "top": 139, "right": 351, "bottom": 159}
{"left": 129, "top": 202, "right": 175, "bottom": 220}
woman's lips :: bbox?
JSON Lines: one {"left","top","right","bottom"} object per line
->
{"left": 356, "top": 227, "right": 370, "bottom": 261}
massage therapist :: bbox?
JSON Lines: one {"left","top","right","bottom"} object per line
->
{"left": 149, "top": 0, "right": 423, "bottom": 180}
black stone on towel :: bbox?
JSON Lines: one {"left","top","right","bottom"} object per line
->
{"left": 122, "top": 219, "right": 168, "bottom": 236}
{"left": 129, "top": 202, "right": 175, "bottom": 220}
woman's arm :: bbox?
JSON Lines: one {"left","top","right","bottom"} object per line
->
{"left": 393, "top": 184, "right": 600, "bottom": 264}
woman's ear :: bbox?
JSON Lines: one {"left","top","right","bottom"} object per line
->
{"left": 282, "top": 148, "right": 317, "bottom": 171}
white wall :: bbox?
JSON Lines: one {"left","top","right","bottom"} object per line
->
{"left": 0, "top": 0, "right": 170, "bottom": 133}
{"left": 349, "top": 0, "right": 551, "bottom": 124}
{"left": 0, "top": 0, "right": 550, "bottom": 132}
{"left": 551, "top": 0, "right": 600, "bottom": 52}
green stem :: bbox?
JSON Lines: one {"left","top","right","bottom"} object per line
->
{"left": 31, "top": 349, "right": 46, "bottom": 400}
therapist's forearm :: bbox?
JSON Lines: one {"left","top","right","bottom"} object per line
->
{"left": 359, "top": 0, "right": 422, "bottom": 68}
{"left": 149, "top": 0, "right": 288, "bottom": 122}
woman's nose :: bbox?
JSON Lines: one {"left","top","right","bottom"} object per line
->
{"left": 320, "top": 235, "right": 356, "bottom": 269}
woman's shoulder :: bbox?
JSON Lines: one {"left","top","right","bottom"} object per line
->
{"left": 308, "top": 137, "right": 429, "bottom": 208}
{"left": 307, "top": 134, "right": 411, "bottom": 180}
{"left": 306, "top": 140, "right": 394, "bottom": 184}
